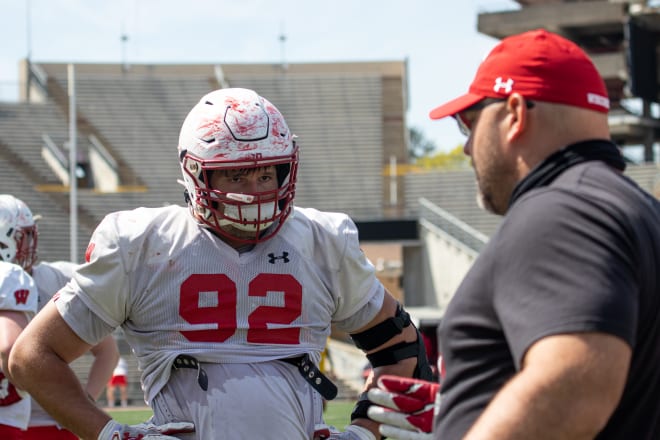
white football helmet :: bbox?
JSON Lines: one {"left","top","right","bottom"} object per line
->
{"left": 177, "top": 88, "right": 299, "bottom": 244}
{"left": 0, "top": 195, "right": 38, "bottom": 272}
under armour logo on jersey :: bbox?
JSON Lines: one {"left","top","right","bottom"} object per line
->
{"left": 494, "top": 77, "right": 514, "bottom": 94}
{"left": 268, "top": 252, "right": 290, "bottom": 264}
{"left": 14, "top": 289, "right": 29, "bottom": 305}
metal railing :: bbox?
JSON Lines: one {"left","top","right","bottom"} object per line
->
{"left": 419, "top": 197, "right": 489, "bottom": 253}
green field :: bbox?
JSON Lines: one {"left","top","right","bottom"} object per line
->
{"left": 110, "top": 399, "right": 354, "bottom": 430}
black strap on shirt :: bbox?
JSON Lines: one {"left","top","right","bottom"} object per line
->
{"left": 281, "top": 354, "right": 338, "bottom": 401}
{"left": 350, "top": 303, "right": 411, "bottom": 351}
{"left": 172, "top": 353, "right": 337, "bottom": 400}
{"left": 509, "top": 139, "right": 626, "bottom": 208}
{"left": 172, "top": 354, "right": 209, "bottom": 391}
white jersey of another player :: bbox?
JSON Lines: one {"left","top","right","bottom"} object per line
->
{"left": 0, "top": 261, "right": 37, "bottom": 430}
{"left": 31, "top": 261, "right": 76, "bottom": 310}
{"left": 54, "top": 205, "right": 383, "bottom": 438}
{"left": 29, "top": 261, "right": 77, "bottom": 427}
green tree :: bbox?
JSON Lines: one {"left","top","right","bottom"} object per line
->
{"left": 416, "top": 145, "right": 469, "bottom": 169}
{"left": 408, "top": 126, "right": 436, "bottom": 159}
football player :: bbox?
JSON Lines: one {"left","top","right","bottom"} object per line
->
{"left": 0, "top": 195, "right": 120, "bottom": 440}
{"left": 9, "top": 88, "right": 432, "bottom": 440}
{"left": 0, "top": 195, "right": 39, "bottom": 438}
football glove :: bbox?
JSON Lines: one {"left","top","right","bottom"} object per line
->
{"left": 313, "top": 424, "right": 376, "bottom": 440}
{"left": 97, "top": 420, "right": 195, "bottom": 440}
{"left": 366, "top": 375, "right": 439, "bottom": 440}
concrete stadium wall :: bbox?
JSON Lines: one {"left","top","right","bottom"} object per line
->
{"left": 418, "top": 220, "right": 479, "bottom": 313}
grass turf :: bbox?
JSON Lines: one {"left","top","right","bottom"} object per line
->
{"left": 109, "top": 399, "right": 355, "bottom": 429}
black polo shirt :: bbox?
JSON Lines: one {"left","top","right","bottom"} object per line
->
{"left": 436, "top": 157, "right": 660, "bottom": 439}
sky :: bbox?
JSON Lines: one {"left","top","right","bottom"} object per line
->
{"left": 0, "top": 0, "right": 520, "bottom": 153}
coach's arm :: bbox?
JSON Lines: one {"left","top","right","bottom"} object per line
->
{"left": 464, "top": 332, "right": 630, "bottom": 439}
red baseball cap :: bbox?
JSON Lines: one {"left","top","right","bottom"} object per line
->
{"left": 429, "top": 29, "right": 610, "bottom": 120}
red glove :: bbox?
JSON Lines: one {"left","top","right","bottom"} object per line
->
{"left": 366, "top": 375, "right": 439, "bottom": 439}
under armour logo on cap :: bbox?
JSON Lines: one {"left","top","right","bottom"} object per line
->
{"left": 494, "top": 77, "right": 514, "bottom": 94}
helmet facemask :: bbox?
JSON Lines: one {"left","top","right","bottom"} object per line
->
{"left": 12, "top": 224, "right": 38, "bottom": 272}
{"left": 180, "top": 147, "right": 298, "bottom": 244}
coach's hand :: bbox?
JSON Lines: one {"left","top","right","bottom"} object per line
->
{"left": 366, "top": 375, "right": 439, "bottom": 440}
{"left": 314, "top": 424, "right": 376, "bottom": 440}
{"left": 97, "top": 420, "right": 195, "bottom": 440}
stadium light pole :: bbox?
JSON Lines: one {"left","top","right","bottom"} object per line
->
{"left": 26, "top": 0, "right": 31, "bottom": 61}
{"left": 68, "top": 64, "right": 78, "bottom": 263}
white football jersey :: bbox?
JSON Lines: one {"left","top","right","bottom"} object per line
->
{"left": 56, "top": 205, "right": 384, "bottom": 406}
{"left": 0, "top": 261, "right": 37, "bottom": 429}
{"left": 31, "top": 261, "right": 76, "bottom": 312}
{"left": 29, "top": 261, "right": 77, "bottom": 427}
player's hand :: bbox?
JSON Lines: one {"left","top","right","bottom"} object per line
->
{"left": 313, "top": 424, "right": 376, "bottom": 440}
{"left": 366, "top": 375, "right": 439, "bottom": 440}
{"left": 97, "top": 420, "right": 195, "bottom": 440}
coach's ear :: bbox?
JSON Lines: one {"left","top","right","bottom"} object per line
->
{"left": 505, "top": 93, "right": 531, "bottom": 143}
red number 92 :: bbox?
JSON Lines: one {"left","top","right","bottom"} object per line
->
{"left": 179, "top": 273, "right": 302, "bottom": 344}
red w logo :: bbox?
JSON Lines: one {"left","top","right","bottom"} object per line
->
{"left": 14, "top": 289, "right": 30, "bottom": 305}
{"left": 0, "top": 371, "right": 22, "bottom": 406}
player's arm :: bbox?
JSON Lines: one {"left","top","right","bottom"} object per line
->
{"left": 0, "top": 310, "right": 28, "bottom": 375}
{"left": 85, "top": 334, "right": 120, "bottom": 400}
{"left": 8, "top": 300, "right": 112, "bottom": 440}
{"left": 10, "top": 305, "right": 193, "bottom": 440}
{"left": 348, "top": 291, "right": 433, "bottom": 439}
{"left": 464, "top": 332, "right": 630, "bottom": 439}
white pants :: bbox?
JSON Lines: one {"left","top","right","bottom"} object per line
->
{"left": 151, "top": 360, "right": 325, "bottom": 439}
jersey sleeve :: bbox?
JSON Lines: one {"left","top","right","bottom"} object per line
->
{"left": 56, "top": 211, "right": 130, "bottom": 329}
{"left": 44, "top": 261, "right": 77, "bottom": 282}
{"left": 0, "top": 262, "right": 37, "bottom": 316}
{"left": 493, "top": 190, "right": 638, "bottom": 368}
{"left": 32, "top": 261, "right": 79, "bottom": 307}
{"left": 317, "top": 212, "right": 384, "bottom": 332}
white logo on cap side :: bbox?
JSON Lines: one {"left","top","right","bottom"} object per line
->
{"left": 587, "top": 93, "right": 610, "bottom": 109}
{"left": 494, "top": 77, "right": 514, "bottom": 94}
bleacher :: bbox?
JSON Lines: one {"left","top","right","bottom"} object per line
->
{"left": 226, "top": 73, "right": 385, "bottom": 218}
{"left": 405, "top": 168, "right": 502, "bottom": 237}
{"left": 1, "top": 61, "right": 405, "bottom": 264}
{"left": 1, "top": 59, "right": 659, "bottom": 261}
{"left": 0, "top": 102, "right": 73, "bottom": 186}
{"left": 1, "top": 60, "right": 658, "bottom": 260}
{"left": 406, "top": 163, "right": 660, "bottom": 238}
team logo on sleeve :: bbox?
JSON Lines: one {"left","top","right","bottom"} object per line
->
{"left": 14, "top": 289, "right": 30, "bottom": 305}
{"left": 268, "top": 252, "right": 290, "bottom": 264}
{"left": 85, "top": 242, "right": 95, "bottom": 263}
